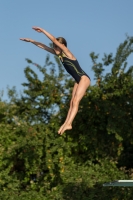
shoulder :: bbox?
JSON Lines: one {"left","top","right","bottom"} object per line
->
{"left": 62, "top": 52, "right": 76, "bottom": 60}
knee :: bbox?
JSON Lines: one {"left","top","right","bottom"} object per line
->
{"left": 72, "top": 96, "right": 80, "bottom": 106}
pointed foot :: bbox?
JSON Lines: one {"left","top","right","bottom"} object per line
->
{"left": 60, "top": 124, "right": 72, "bottom": 135}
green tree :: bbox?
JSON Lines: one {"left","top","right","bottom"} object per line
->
{"left": 0, "top": 37, "right": 133, "bottom": 199}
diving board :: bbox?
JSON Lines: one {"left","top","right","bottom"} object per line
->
{"left": 103, "top": 180, "right": 133, "bottom": 187}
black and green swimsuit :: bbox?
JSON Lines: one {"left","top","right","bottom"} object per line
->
{"left": 59, "top": 55, "right": 90, "bottom": 83}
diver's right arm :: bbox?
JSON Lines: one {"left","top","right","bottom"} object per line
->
{"left": 20, "top": 38, "right": 55, "bottom": 54}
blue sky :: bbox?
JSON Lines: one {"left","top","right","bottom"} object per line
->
{"left": 0, "top": 0, "right": 133, "bottom": 100}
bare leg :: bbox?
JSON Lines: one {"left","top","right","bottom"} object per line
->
{"left": 58, "top": 83, "right": 78, "bottom": 134}
{"left": 60, "top": 76, "right": 90, "bottom": 135}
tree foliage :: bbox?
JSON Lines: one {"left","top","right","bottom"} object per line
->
{"left": 0, "top": 36, "right": 133, "bottom": 199}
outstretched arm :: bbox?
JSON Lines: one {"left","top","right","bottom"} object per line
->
{"left": 32, "top": 27, "right": 75, "bottom": 59}
{"left": 20, "top": 38, "right": 55, "bottom": 54}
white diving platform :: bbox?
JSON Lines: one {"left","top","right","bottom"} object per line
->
{"left": 103, "top": 180, "right": 133, "bottom": 187}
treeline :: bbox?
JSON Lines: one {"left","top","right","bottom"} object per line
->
{"left": 0, "top": 37, "right": 133, "bottom": 199}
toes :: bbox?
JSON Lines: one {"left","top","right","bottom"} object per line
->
{"left": 61, "top": 127, "right": 66, "bottom": 135}
{"left": 58, "top": 124, "right": 65, "bottom": 134}
{"left": 58, "top": 128, "right": 62, "bottom": 133}
{"left": 58, "top": 129, "right": 62, "bottom": 134}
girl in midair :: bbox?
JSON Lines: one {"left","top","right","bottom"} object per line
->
{"left": 20, "top": 26, "right": 91, "bottom": 135}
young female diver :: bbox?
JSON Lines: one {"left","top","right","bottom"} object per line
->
{"left": 20, "top": 26, "right": 91, "bottom": 135}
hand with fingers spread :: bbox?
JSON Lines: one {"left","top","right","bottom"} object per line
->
{"left": 32, "top": 26, "right": 44, "bottom": 33}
